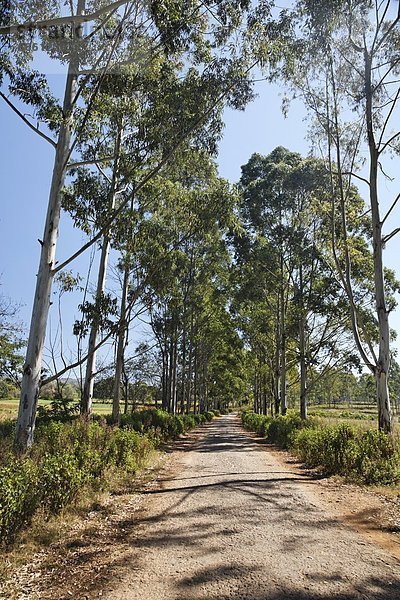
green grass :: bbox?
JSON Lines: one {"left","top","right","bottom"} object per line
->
{"left": 242, "top": 409, "right": 400, "bottom": 485}
{"left": 0, "top": 398, "right": 53, "bottom": 421}
{"left": 0, "top": 398, "right": 144, "bottom": 420}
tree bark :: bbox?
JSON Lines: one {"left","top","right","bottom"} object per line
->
{"left": 15, "top": 1, "right": 85, "bottom": 450}
{"left": 364, "top": 49, "right": 393, "bottom": 434}
{"left": 81, "top": 123, "right": 122, "bottom": 416}
{"left": 112, "top": 257, "right": 130, "bottom": 424}
{"left": 299, "top": 265, "right": 307, "bottom": 420}
{"left": 280, "top": 254, "right": 287, "bottom": 415}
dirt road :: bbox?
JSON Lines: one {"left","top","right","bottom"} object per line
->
{"left": 5, "top": 414, "right": 400, "bottom": 600}
{"left": 99, "top": 414, "right": 400, "bottom": 600}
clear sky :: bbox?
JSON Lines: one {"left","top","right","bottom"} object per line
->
{"left": 1, "top": 76, "right": 400, "bottom": 368}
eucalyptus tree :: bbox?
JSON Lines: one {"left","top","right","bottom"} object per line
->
{"left": 3, "top": 0, "right": 166, "bottom": 449}
{"left": 135, "top": 149, "right": 239, "bottom": 414}
{"left": 4, "top": 1, "right": 270, "bottom": 448}
{"left": 239, "top": 148, "right": 311, "bottom": 415}
{"left": 0, "top": 288, "right": 24, "bottom": 384}
{"left": 67, "top": 52, "right": 250, "bottom": 420}
{"left": 230, "top": 231, "right": 280, "bottom": 414}
{"left": 269, "top": 0, "right": 400, "bottom": 432}
{"left": 236, "top": 148, "right": 371, "bottom": 418}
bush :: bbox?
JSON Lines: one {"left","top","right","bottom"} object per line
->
{"left": 0, "top": 419, "right": 154, "bottom": 544}
{"left": 241, "top": 411, "right": 272, "bottom": 437}
{"left": 0, "top": 408, "right": 213, "bottom": 544}
{"left": 40, "top": 450, "right": 85, "bottom": 513}
{"left": 118, "top": 408, "right": 213, "bottom": 440}
{"left": 295, "top": 425, "right": 400, "bottom": 484}
{"left": 0, "top": 458, "right": 40, "bottom": 544}
{"left": 267, "top": 413, "right": 319, "bottom": 448}
{"left": 294, "top": 423, "right": 358, "bottom": 474}
{"left": 107, "top": 428, "right": 149, "bottom": 473}
{"left": 354, "top": 430, "right": 400, "bottom": 484}
{"left": 242, "top": 411, "right": 400, "bottom": 485}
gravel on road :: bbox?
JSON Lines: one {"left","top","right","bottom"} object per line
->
{"left": 101, "top": 414, "right": 400, "bottom": 600}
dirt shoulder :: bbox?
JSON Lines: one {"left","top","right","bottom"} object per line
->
{"left": 263, "top": 443, "right": 400, "bottom": 561}
{"left": 1, "top": 416, "right": 400, "bottom": 600}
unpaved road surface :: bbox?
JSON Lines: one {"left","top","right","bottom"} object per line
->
{"left": 4, "top": 415, "right": 400, "bottom": 600}
{"left": 103, "top": 415, "right": 400, "bottom": 600}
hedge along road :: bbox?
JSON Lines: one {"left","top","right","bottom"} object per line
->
{"left": 96, "top": 414, "right": 400, "bottom": 600}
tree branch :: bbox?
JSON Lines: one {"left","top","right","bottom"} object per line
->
{"left": 377, "top": 86, "right": 400, "bottom": 151}
{"left": 382, "top": 227, "right": 400, "bottom": 244}
{"left": 337, "top": 170, "right": 370, "bottom": 187}
{"left": 379, "top": 129, "right": 400, "bottom": 155}
{"left": 381, "top": 192, "right": 400, "bottom": 226}
{"left": 0, "top": 0, "right": 131, "bottom": 35}
{"left": 0, "top": 92, "right": 57, "bottom": 148}
{"left": 52, "top": 60, "right": 258, "bottom": 275}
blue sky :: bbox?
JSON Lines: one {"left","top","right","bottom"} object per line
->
{"left": 1, "top": 76, "right": 400, "bottom": 366}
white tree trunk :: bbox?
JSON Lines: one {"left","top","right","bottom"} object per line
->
{"left": 81, "top": 125, "right": 122, "bottom": 416}
{"left": 81, "top": 234, "right": 113, "bottom": 415}
{"left": 280, "top": 255, "right": 287, "bottom": 415}
{"left": 299, "top": 266, "right": 307, "bottom": 420}
{"left": 112, "top": 259, "right": 130, "bottom": 423}
{"left": 15, "top": 14, "right": 83, "bottom": 449}
{"left": 365, "top": 50, "right": 393, "bottom": 434}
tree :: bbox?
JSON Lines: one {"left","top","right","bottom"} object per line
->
{"left": 0, "top": 289, "right": 24, "bottom": 384}
{"left": 236, "top": 148, "right": 361, "bottom": 418}
{"left": 272, "top": 0, "right": 400, "bottom": 432}
{"left": 134, "top": 148, "right": 242, "bottom": 414}
{"left": 5, "top": 0, "right": 263, "bottom": 448}
{"left": 5, "top": 0, "right": 146, "bottom": 449}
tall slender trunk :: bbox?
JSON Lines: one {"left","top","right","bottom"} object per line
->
{"left": 364, "top": 50, "right": 392, "bottom": 434}
{"left": 274, "top": 301, "right": 280, "bottom": 415}
{"left": 161, "top": 345, "right": 168, "bottom": 410}
{"left": 262, "top": 358, "right": 268, "bottom": 416}
{"left": 15, "top": 1, "right": 85, "bottom": 450}
{"left": 298, "top": 266, "right": 307, "bottom": 420}
{"left": 180, "top": 321, "right": 187, "bottom": 415}
{"left": 280, "top": 254, "right": 287, "bottom": 415}
{"left": 112, "top": 257, "right": 130, "bottom": 424}
{"left": 168, "top": 336, "right": 173, "bottom": 412}
{"left": 186, "top": 306, "right": 195, "bottom": 414}
{"left": 123, "top": 366, "right": 129, "bottom": 415}
{"left": 81, "top": 124, "right": 122, "bottom": 416}
{"left": 171, "top": 324, "right": 178, "bottom": 414}
{"left": 254, "top": 371, "right": 259, "bottom": 413}
{"left": 193, "top": 347, "right": 198, "bottom": 415}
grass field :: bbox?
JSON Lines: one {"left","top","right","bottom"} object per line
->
{"left": 0, "top": 398, "right": 118, "bottom": 420}
{"left": 0, "top": 398, "right": 154, "bottom": 420}
{"left": 1, "top": 397, "right": 398, "bottom": 428}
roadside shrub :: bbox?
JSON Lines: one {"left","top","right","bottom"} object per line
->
{"left": 0, "top": 458, "right": 40, "bottom": 544}
{"left": 107, "top": 428, "right": 150, "bottom": 473}
{"left": 241, "top": 411, "right": 272, "bottom": 437}
{"left": 241, "top": 411, "right": 400, "bottom": 485}
{"left": 267, "top": 413, "right": 320, "bottom": 448}
{"left": 294, "top": 423, "right": 400, "bottom": 484}
{"left": 118, "top": 408, "right": 212, "bottom": 440}
{"left": 204, "top": 411, "right": 214, "bottom": 422}
{"left": 182, "top": 414, "right": 197, "bottom": 430}
{"left": 353, "top": 429, "right": 400, "bottom": 484}
{"left": 294, "top": 423, "right": 358, "bottom": 474}
{"left": 40, "top": 450, "right": 85, "bottom": 513}
{"left": 0, "top": 407, "right": 212, "bottom": 544}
